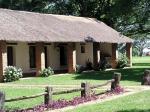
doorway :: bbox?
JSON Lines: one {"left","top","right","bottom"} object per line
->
{"left": 7, "top": 46, "right": 14, "bottom": 66}
{"left": 59, "top": 46, "right": 67, "bottom": 66}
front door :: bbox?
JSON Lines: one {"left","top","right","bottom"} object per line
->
{"left": 7, "top": 46, "right": 14, "bottom": 66}
{"left": 60, "top": 46, "right": 67, "bottom": 66}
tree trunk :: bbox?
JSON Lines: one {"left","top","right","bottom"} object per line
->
{"left": 141, "top": 70, "right": 150, "bottom": 85}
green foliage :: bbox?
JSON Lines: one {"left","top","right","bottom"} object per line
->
{"left": 85, "top": 59, "right": 93, "bottom": 70}
{"left": 3, "top": 66, "right": 22, "bottom": 82}
{"left": 0, "top": 0, "right": 149, "bottom": 38}
{"left": 76, "top": 65, "right": 85, "bottom": 74}
{"left": 99, "top": 57, "right": 107, "bottom": 71}
{"left": 117, "top": 53, "right": 129, "bottom": 68}
{"left": 132, "top": 47, "right": 140, "bottom": 56}
{"left": 39, "top": 67, "right": 54, "bottom": 77}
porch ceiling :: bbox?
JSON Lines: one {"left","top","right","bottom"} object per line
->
{"left": 0, "top": 8, "right": 133, "bottom": 43}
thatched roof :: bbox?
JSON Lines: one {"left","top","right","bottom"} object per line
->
{"left": 0, "top": 8, "right": 133, "bottom": 43}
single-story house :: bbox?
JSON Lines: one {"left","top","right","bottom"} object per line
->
{"left": 0, "top": 9, "right": 133, "bottom": 81}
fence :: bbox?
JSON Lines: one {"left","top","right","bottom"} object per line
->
{"left": 4, "top": 72, "right": 121, "bottom": 106}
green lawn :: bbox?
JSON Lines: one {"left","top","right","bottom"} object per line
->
{"left": 67, "top": 90, "right": 150, "bottom": 112}
{"left": 1, "top": 87, "right": 82, "bottom": 109}
{"left": 1, "top": 56, "right": 150, "bottom": 110}
{"left": 132, "top": 56, "right": 150, "bottom": 64}
{"left": 2, "top": 87, "right": 103, "bottom": 110}
{"left": 6, "top": 56, "right": 150, "bottom": 86}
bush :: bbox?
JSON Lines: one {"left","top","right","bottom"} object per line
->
{"left": 99, "top": 57, "right": 107, "bottom": 70}
{"left": 39, "top": 67, "right": 54, "bottom": 77}
{"left": 117, "top": 53, "right": 129, "bottom": 68}
{"left": 76, "top": 65, "right": 85, "bottom": 74}
{"left": 85, "top": 59, "right": 93, "bottom": 70}
{"left": 4, "top": 66, "right": 23, "bottom": 82}
{"left": 99, "top": 57, "right": 111, "bottom": 70}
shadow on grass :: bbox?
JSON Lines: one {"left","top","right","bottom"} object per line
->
{"left": 74, "top": 66, "right": 149, "bottom": 83}
{"left": 117, "top": 109, "right": 150, "bottom": 112}
{"left": 133, "top": 63, "right": 150, "bottom": 66}
{"left": 4, "top": 106, "right": 20, "bottom": 111}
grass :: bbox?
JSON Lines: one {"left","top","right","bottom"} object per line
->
{"left": 1, "top": 87, "right": 81, "bottom": 109}
{"left": 6, "top": 56, "right": 150, "bottom": 86}
{"left": 132, "top": 56, "right": 150, "bottom": 64}
{"left": 1, "top": 87, "right": 103, "bottom": 110}
{"left": 1, "top": 56, "right": 150, "bottom": 110}
{"left": 1, "top": 87, "right": 44, "bottom": 110}
{"left": 67, "top": 90, "right": 150, "bottom": 112}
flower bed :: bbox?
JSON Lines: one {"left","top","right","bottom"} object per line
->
{"left": 5, "top": 87, "right": 124, "bottom": 112}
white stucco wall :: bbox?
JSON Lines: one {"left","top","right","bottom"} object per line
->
{"left": 11, "top": 42, "right": 62, "bottom": 72}
{"left": 100, "top": 43, "right": 112, "bottom": 56}
{"left": 7, "top": 42, "right": 95, "bottom": 72}
{"left": 10, "top": 43, "right": 66, "bottom": 71}
{"left": 46, "top": 43, "right": 61, "bottom": 70}
{"left": 14, "top": 42, "right": 30, "bottom": 72}
{"left": 76, "top": 43, "right": 93, "bottom": 66}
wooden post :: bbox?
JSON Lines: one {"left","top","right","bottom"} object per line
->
{"left": 141, "top": 70, "right": 150, "bottom": 85}
{"left": 126, "top": 43, "right": 132, "bottom": 67}
{"left": 81, "top": 82, "right": 90, "bottom": 98}
{"left": 111, "top": 43, "right": 118, "bottom": 69}
{"left": 0, "top": 91, "right": 5, "bottom": 110}
{"left": 44, "top": 86, "right": 53, "bottom": 105}
{"left": 111, "top": 72, "right": 121, "bottom": 90}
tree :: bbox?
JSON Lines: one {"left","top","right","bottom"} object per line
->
{"left": 112, "top": 0, "right": 150, "bottom": 37}
{"left": 0, "top": 0, "right": 149, "bottom": 39}
{"left": 133, "top": 35, "right": 150, "bottom": 56}
{"left": 0, "top": 0, "right": 51, "bottom": 12}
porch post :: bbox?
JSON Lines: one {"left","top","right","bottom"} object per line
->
{"left": 0, "top": 41, "right": 7, "bottom": 82}
{"left": 67, "top": 43, "right": 76, "bottom": 73}
{"left": 126, "top": 43, "right": 132, "bottom": 67}
{"left": 35, "top": 42, "right": 45, "bottom": 76}
{"left": 93, "top": 42, "right": 100, "bottom": 68}
{"left": 111, "top": 43, "right": 117, "bottom": 69}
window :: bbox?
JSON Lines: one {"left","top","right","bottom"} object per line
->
{"left": 81, "top": 45, "right": 85, "bottom": 53}
{"left": 29, "top": 46, "right": 36, "bottom": 68}
{"left": 7, "top": 46, "right": 14, "bottom": 66}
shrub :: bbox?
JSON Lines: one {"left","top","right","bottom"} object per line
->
{"left": 85, "top": 59, "right": 93, "bottom": 70}
{"left": 76, "top": 65, "right": 85, "bottom": 74}
{"left": 4, "top": 66, "right": 23, "bottom": 82}
{"left": 39, "top": 67, "right": 54, "bottom": 77}
{"left": 99, "top": 57, "right": 109, "bottom": 70}
{"left": 99, "top": 61, "right": 107, "bottom": 70}
{"left": 117, "top": 53, "right": 129, "bottom": 68}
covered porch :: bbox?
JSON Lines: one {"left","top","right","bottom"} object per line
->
{"left": 0, "top": 41, "right": 132, "bottom": 81}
